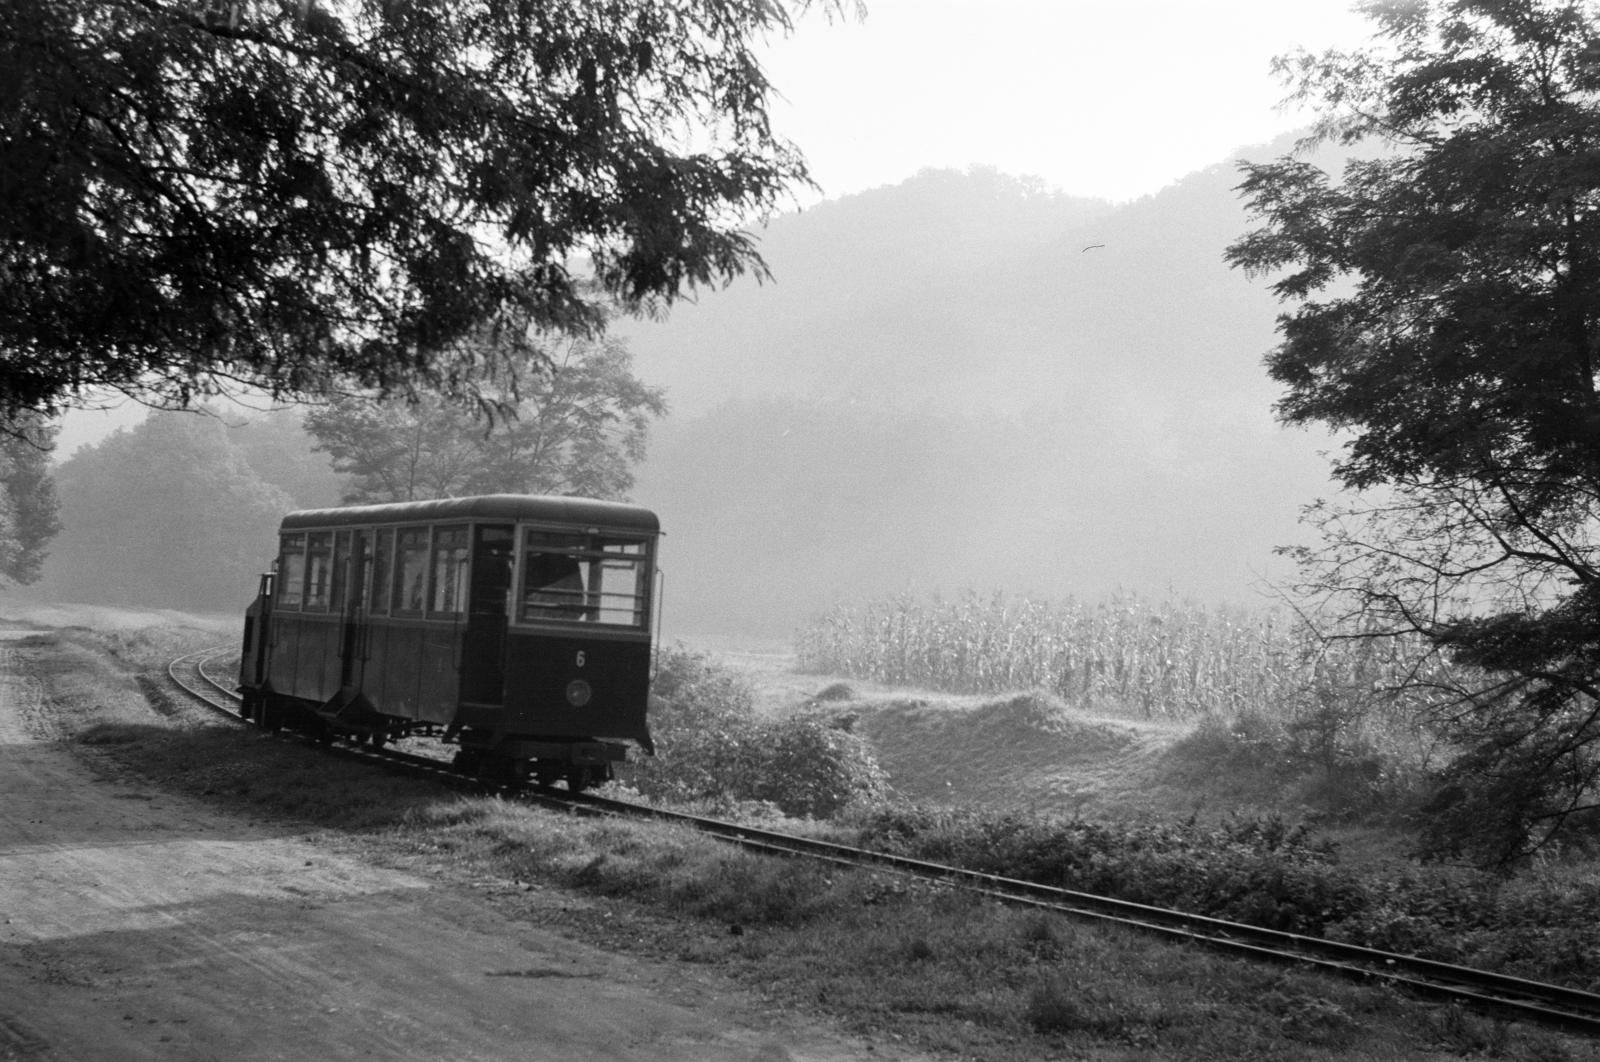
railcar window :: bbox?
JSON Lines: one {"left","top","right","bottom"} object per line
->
{"left": 305, "top": 532, "right": 334, "bottom": 611}
{"left": 430, "top": 526, "right": 470, "bottom": 617}
{"left": 369, "top": 528, "right": 393, "bottom": 615}
{"left": 595, "top": 542, "right": 649, "bottom": 625}
{"left": 521, "top": 541, "right": 587, "bottom": 621}
{"left": 394, "top": 528, "right": 429, "bottom": 615}
{"left": 517, "top": 532, "right": 651, "bottom": 628}
{"left": 278, "top": 533, "right": 305, "bottom": 609}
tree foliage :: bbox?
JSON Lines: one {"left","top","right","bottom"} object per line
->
{"left": 226, "top": 406, "right": 344, "bottom": 510}
{"left": 1227, "top": 0, "right": 1600, "bottom": 863}
{"left": 1, "top": 0, "right": 843, "bottom": 432}
{"left": 0, "top": 413, "right": 61, "bottom": 585}
{"left": 40, "top": 410, "right": 288, "bottom": 610}
{"left": 304, "top": 334, "right": 665, "bottom": 503}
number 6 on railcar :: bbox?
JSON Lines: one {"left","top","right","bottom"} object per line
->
{"left": 237, "top": 495, "right": 660, "bottom": 790}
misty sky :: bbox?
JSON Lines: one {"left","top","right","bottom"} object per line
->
{"left": 764, "top": 0, "right": 1371, "bottom": 203}
{"left": 55, "top": 0, "right": 1375, "bottom": 455}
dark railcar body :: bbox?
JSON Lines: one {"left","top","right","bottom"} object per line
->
{"left": 239, "top": 494, "right": 659, "bottom": 786}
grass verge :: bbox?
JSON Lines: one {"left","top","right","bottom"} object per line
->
{"left": 9, "top": 622, "right": 1597, "bottom": 1062}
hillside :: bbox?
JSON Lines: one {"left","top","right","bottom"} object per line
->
{"left": 34, "top": 141, "right": 1345, "bottom": 633}
{"left": 622, "top": 140, "right": 1343, "bottom": 637}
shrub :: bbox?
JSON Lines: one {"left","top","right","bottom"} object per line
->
{"left": 649, "top": 645, "right": 756, "bottom": 725}
{"left": 734, "top": 715, "right": 888, "bottom": 818}
{"left": 849, "top": 807, "right": 1364, "bottom": 934}
{"left": 1173, "top": 706, "right": 1432, "bottom": 821}
{"left": 624, "top": 646, "right": 888, "bottom": 818}
{"left": 837, "top": 803, "right": 1600, "bottom": 990}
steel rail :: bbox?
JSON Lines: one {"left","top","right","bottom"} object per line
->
{"left": 567, "top": 792, "right": 1600, "bottom": 1033}
{"left": 164, "top": 647, "right": 1600, "bottom": 1035}
{"left": 168, "top": 645, "right": 240, "bottom": 706}
{"left": 167, "top": 645, "right": 492, "bottom": 785}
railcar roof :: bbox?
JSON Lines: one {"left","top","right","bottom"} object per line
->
{"left": 279, "top": 494, "right": 660, "bottom": 534}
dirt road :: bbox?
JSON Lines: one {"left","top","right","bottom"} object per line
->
{"left": 0, "top": 632, "right": 911, "bottom": 1061}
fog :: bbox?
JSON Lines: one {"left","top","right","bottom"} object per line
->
{"left": 38, "top": 142, "right": 1342, "bottom": 637}
{"left": 622, "top": 150, "right": 1341, "bottom": 639}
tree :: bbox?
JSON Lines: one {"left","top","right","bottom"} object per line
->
{"left": 303, "top": 396, "right": 493, "bottom": 504}
{"left": 0, "top": 413, "right": 61, "bottom": 585}
{"left": 227, "top": 406, "right": 345, "bottom": 509}
{"left": 304, "top": 334, "right": 666, "bottom": 503}
{"left": 469, "top": 334, "right": 668, "bottom": 500}
{"left": 40, "top": 410, "right": 289, "bottom": 610}
{"left": 1226, "top": 0, "right": 1600, "bottom": 862}
{"left": 1, "top": 0, "right": 846, "bottom": 433}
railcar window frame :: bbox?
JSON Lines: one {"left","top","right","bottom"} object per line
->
{"left": 330, "top": 531, "right": 351, "bottom": 613}
{"left": 277, "top": 533, "right": 306, "bottom": 610}
{"left": 350, "top": 529, "right": 371, "bottom": 614}
{"left": 393, "top": 526, "right": 430, "bottom": 617}
{"left": 304, "top": 532, "right": 335, "bottom": 611}
{"left": 369, "top": 527, "right": 393, "bottom": 616}
{"left": 592, "top": 540, "right": 652, "bottom": 627}
{"left": 428, "top": 525, "right": 471, "bottom": 619}
{"left": 513, "top": 527, "right": 654, "bottom": 631}
{"left": 470, "top": 525, "right": 516, "bottom": 617}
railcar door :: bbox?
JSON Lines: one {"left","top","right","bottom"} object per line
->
{"left": 460, "top": 525, "right": 514, "bottom": 705}
{"left": 337, "top": 530, "right": 370, "bottom": 689}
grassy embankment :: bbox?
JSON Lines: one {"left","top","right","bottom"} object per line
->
{"left": 4, "top": 607, "right": 1596, "bottom": 1062}
{"left": 795, "top": 593, "right": 1600, "bottom": 993}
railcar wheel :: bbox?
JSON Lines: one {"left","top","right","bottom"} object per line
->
{"left": 371, "top": 730, "right": 387, "bottom": 749}
{"left": 566, "top": 768, "right": 590, "bottom": 795}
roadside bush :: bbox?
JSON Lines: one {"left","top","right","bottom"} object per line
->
{"left": 838, "top": 803, "right": 1600, "bottom": 990}
{"left": 648, "top": 644, "right": 756, "bottom": 724}
{"left": 850, "top": 807, "right": 1365, "bottom": 934}
{"left": 623, "top": 646, "right": 887, "bottom": 818}
{"left": 738, "top": 715, "right": 888, "bottom": 818}
{"left": 1172, "top": 704, "right": 1432, "bottom": 822}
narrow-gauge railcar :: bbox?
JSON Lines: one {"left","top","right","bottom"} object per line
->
{"left": 238, "top": 494, "right": 660, "bottom": 789}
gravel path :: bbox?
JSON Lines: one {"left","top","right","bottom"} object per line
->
{"left": 0, "top": 631, "right": 911, "bottom": 1062}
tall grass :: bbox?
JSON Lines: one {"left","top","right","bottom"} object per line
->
{"left": 796, "top": 591, "right": 1457, "bottom": 730}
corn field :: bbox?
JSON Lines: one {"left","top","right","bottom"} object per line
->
{"left": 795, "top": 591, "right": 1462, "bottom": 726}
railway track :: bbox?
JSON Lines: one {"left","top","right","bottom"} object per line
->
{"left": 168, "top": 645, "right": 1600, "bottom": 1036}
{"left": 175, "top": 645, "right": 634, "bottom": 817}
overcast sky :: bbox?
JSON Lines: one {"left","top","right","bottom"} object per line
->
{"left": 762, "top": 0, "right": 1373, "bottom": 203}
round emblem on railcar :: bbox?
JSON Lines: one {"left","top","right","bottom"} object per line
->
{"left": 565, "top": 679, "right": 593, "bottom": 707}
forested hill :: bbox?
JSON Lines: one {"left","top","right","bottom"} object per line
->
{"left": 620, "top": 167, "right": 1115, "bottom": 415}
{"left": 621, "top": 138, "right": 1343, "bottom": 637}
